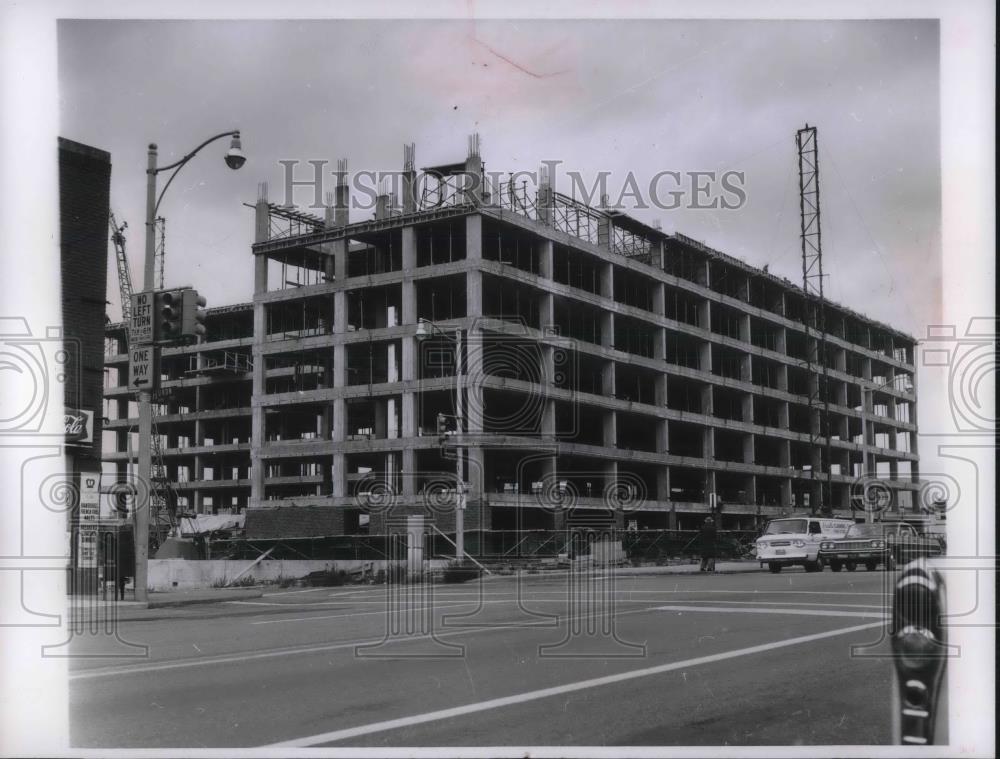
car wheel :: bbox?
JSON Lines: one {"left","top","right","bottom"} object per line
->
{"left": 865, "top": 561, "right": 878, "bottom": 572}
{"left": 830, "top": 561, "right": 843, "bottom": 572}
{"left": 806, "top": 557, "right": 823, "bottom": 573}
{"left": 846, "top": 562, "right": 857, "bottom": 572}
{"left": 768, "top": 562, "right": 782, "bottom": 574}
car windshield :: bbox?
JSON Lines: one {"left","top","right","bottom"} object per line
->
{"left": 844, "top": 524, "right": 884, "bottom": 538}
{"left": 764, "top": 519, "right": 807, "bottom": 535}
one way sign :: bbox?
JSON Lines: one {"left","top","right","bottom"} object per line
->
{"left": 128, "top": 345, "right": 157, "bottom": 391}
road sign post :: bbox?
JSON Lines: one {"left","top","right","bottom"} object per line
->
{"left": 128, "top": 344, "right": 157, "bottom": 392}
{"left": 129, "top": 291, "right": 154, "bottom": 344}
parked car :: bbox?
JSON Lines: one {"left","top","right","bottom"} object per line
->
{"left": 818, "top": 521, "right": 945, "bottom": 572}
{"left": 755, "top": 516, "right": 855, "bottom": 573}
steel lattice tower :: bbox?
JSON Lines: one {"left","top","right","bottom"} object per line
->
{"left": 796, "top": 124, "right": 833, "bottom": 514}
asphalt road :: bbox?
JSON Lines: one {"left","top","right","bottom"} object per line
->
{"left": 69, "top": 567, "right": 913, "bottom": 748}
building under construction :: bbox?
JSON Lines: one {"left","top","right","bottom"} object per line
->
{"left": 102, "top": 136, "right": 920, "bottom": 538}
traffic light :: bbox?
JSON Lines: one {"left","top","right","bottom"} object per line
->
{"left": 181, "top": 289, "right": 208, "bottom": 339}
{"left": 153, "top": 288, "right": 184, "bottom": 342}
{"left": 436, "top": 413, "right": 448, "bottom": 436}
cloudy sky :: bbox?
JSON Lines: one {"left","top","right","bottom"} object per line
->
{"left": 58, "top": 18, "right": 940, "bottom": 338}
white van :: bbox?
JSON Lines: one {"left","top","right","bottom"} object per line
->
{"left": 756, "top": 516, "right": 854, "bottom": 573}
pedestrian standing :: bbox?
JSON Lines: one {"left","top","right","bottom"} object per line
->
{"left": 699, "top": 517, "right": 717, "bottom": 572}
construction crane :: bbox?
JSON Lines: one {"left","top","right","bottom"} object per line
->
{"left": 108, "top": 211, "right": 178, "bottom": 541}
{"left": 796, "top": 124, "right": 833, "bottom": 515}
{"left": 109, "top": 212, "right": 133, "bottom": 322}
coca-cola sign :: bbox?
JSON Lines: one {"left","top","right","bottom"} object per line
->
{"left": 65, "top": 408, "right": 93, "bottom": 445}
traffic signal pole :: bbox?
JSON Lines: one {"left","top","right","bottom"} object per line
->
{"left": 131, "top": 131, "right": 242, "bottom": 602}
{"left": 455, "top": 328, "right": 465, "bottom": 563}
{"left": 134, "top": 143, "right": 158, "bottom": 603}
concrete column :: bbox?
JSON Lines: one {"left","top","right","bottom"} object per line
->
{"left": 741, "top": 392, "right": 754, "bottom": 424}
{"left": 250, "top": 249, "right": 268, "bottom": 508}
{"left": 775, "top": 325, "right": 787, "bottom": 356}
{"left": 538, "top": 239, "right": 554, "bottom": 280}
{"left": 250, "top": 304, "right": 267, "bottom": 508}
{"left": 739, "top": 313, "right": 751, "bottom": 343}
{"left": 745, "top": 475, "right": 757, "bottom": 508}
{"left": 464, "top": 140, "right": 483, "bottom": 206}
{"left": 779, "top": 438, "right": 791, "bottom": 469}
{"left": 601, "top": 311, "right": 615, "bottom": 350}
{"left": 654, "top": 370, "right": 668, "bottom": 407}
{"left": 400, "top": 226, "right": 418, "bottom": 449}
{"left": 541, "top": 396, "right": 556, "bottom": 441}
{"left": 780, "top": 478, "right": 793, "bottom": 509}
{"left": 402, "top": 143, "right": 417, "bottom": 214}
{"left": 743, "top": 433, "right": 755, "bottom": 464}
{"left": 654, "top": 326, "right": 667, "bottom": 362}
{"left": 697, "top": 298, "right": 711, "bottom": 333}
{"left": 334, "top": 159, "right": 349, "bottom": 228}
{"left": 540, "top": 293, "right": 555, "bottom": 334}
{"left": 466, "top": 217, "right": 483, "bottom": 323}
{"left": 653, "top": 281, "right": 666, "bottom": 316}
{"left": 332, "top": 452, "right": 346, "bottom": 499}
{"left": 655, "top": 417, "right": 669, "bottom": 455}
{"left": 599, "top": 262, "right": 614, "bottom": 350}
{"left": 602, "top": 360, "right": 616, "bottom": 397}
{"left": 193, "top": 385, "right": 204, "bottom": 512}
{"left": 598, "top": 216, "right": 612, "bottom": 250}
{"left": 738, "top": 276, "right": 751, "bottom": 303}
{"left": 835, "top": 346, "right": 847, "bottom": 373}
{"left": 599, "top": 262, "right": 613, "bottom": 300}
{"left": 699, "top": 332, "right": 712, "bottom": 375}
{"left": 656, "top": 462, "right": 670, "bottom": 502}
{"left": 402, "top": 447, "right": 415, "bottom": 500}
{"left": 603, "top": 409, "right": 617, "bottom": 448}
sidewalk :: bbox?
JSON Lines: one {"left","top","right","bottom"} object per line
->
{"left": 478, "top": 560, "right": 763, "bottom": 581}
{"left": 613, "top": 560, "right": 763, "bottom": 576}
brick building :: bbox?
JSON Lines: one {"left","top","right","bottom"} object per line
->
{"left": 59, "top": 137, "right": 111, "bottom": 577}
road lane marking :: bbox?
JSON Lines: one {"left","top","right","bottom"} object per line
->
{"left": 69, "top": 603, "right": 659, "bottom": 681}
{"left": 654, "top": 604, "right": 888, "bottom": 619}
{"left": 261, "top": 587, "right": 336, "bottom": 597}
{"left": 617, "top": 589, "right": 888, "bottom": 596}
{"left": 70, "top": 595, "right": 887, "bottom": 681}
{"left": 246, "top": 597, "right": 887, "bottom": 624}
{"left": 249, "top": 601, "right": 479, "bottom": 625}
{"left": 674, "top": 600, "right": 886, "bottom": 609}
{"left": 263, "top": 620, "right": 885, "bottom": 747}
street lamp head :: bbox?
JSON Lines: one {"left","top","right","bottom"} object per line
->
{"left": 415, "top": 318, "right": 430, "bottom": 342}
{"left": 224, "top": 132, "right": 246, "bottom": 170}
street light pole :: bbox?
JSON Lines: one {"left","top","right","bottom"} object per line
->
{"left": 134, "top": 143, "right": 159, "bottom": 602}
{"left": 134, "top": 132, "right": 245, "bottom": 602}
{"left": 454, "top": 328, "right": 465, "bottom": 563}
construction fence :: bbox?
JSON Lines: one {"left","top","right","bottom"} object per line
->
{"left": 208, "top": 529, "right": 759, "bottom": 564}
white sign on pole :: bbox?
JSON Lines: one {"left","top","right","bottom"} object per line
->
{"left": 129, "top": 291, "right": 154, "bottom": 344}
{"left": 78, "top": 472, "right": 100, "bottom": 568}
{"left": 128, "top": 345, "right": 156, "bottom": 391}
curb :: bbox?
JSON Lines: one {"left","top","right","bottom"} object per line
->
{"left": 482, "top": 564, "right": 764, "bottom": 581}
{"left": 146, "top": 588, "right": 265, "bottom": 608}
